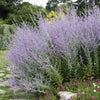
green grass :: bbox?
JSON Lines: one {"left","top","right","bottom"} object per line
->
{"left": 0, "top": 50, "right": 38, "bottom": 100}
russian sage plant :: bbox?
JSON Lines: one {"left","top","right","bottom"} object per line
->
{"left": 5, "top": 6, "right": 100, "bottom": 93}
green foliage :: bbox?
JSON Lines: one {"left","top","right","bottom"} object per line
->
{"left": 40, "top": 79, "right": 100, "bottom": 100}
{"left": 47, "top": 0, "right": 100, "bottom": 17}
{"left": 49, "top": 65, "right": 63, "bottom": 89}
{"left": 46, "top": 0, "right": 68, "bottom": 12}
{"left": 0, "top": 0, "right": 22, "bottom": 20}
{"left": 74, "top": 0, "right": 100, "bottom": 17}
{"left": 8, "top": 2, "right": 47, "bottom": 26}
{"left": 0, "top": 19, "right": 7, "bottom": 25}
{"left": 75, "top": 43, "right": 100, "bottom": 80}
{"left": 46, "top": 0, "right": 59, "bottom": 12}
{"left": 47, "top": 42, "right": 100, "bottom": 84}
{"left": 0, "top": 24, "right": 16, "bottom": 50}
{"left": 0, "top": 0, "right": 47, "bottom": 25}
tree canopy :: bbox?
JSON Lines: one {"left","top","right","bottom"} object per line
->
{"left": 46, "top": 0, "right": 100, "bottom": 17}
{"left": 0, "top": 1, "right": 47, "bottom": 25}
{"left": 46, "top": 0, "right": 69, "bottom": 11}
{"left": 8, "top": 2, "right": 47, "bottom": 26}
{"left": 73, "top": 0, "right": 100, "bottom": 16}
{"left": 0, "top": 0, "right": 23, "bottom": 19}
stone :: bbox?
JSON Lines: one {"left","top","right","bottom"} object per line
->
{"left": 0, "top": 89, "right": 6, "bottom": 93}
{"left": 0, "top": 80, "right": 9, "bottom": 86}
{"left": 10, "top": 97, "right": 37, "bottom": 100}
{"left": 5, "top": 74, "right": 11, "bottom": 78}
{"left": 10, "top": 99, "right": 30, "bottom": 100}
{"left": 6, "top": 67, "right": 11, "bottom": 71}
{"left": 16, "top": 91, "right": 26, "bottom": 95}
{"left": 57, "top": 91, "right": 77, "bottom": 100}
{"left": 0, "top": 83, "right": 5, "bottom": 86}
{"left": 3, "top": 80, "right": 10, "bottom": 86}
{"left": 0, "top": 73, "right": 4, "bottom": 77}
{"left": 0, "top": 71, "right": 4, "bottom": 73}
{"left": 9, "top": 87, "right": 20, "bottom": 92}
{"left": 0, "top": 78, "right": 3, "bottom": 82}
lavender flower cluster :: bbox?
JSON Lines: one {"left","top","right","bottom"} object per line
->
{"left": 5, "top": 7, "right": 100, "bottom": 92}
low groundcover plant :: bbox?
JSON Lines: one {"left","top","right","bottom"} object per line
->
{"left": 5, "top": 4, "right": 100, "bottom": 98}
{"left": 40, "top": 78, "right": 100, "bottom": 100}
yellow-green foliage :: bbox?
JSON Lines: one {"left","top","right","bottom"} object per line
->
{"left": 82, "top": 70, "right": 94, "bottom": 80}
{"left": 47, "top": 11, "right": 65, "bottom": 23}
{"left": 0, "top": 50, "right": 8, "bottom": 69}
{"left": 47, "top": 11, "right": 57, "bottom": 23}
{"left": 57, "top": 12, "right": 65, "bottom": 20}
{"left": 0, "top": 19, "right": 6, "bottom": 25}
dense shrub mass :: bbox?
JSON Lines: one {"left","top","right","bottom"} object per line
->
{"left": 5, "top": 7, "right": 100, "bottom": 93}
{"left": 0, "top": 24, "right": 16, "bottom": 49}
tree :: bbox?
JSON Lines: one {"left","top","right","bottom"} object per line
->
{"left": 46, "top": 0, "right": 70, "bottom": 11}
{"left": 0, "top": 0, "right": 47, "bottom": 25}
{"left": 0, "top": 0, "right": 22, "bottom": 19}
{"left": 74, "top": 0, "right": 100, "bottom": 16}
{"left": 8, "top": 2, "right": 47, "bottom": 26}
{"left": 46, "top": 0, "right": 59, "bottom": 11}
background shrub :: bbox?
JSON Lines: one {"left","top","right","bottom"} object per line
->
{"left": 0, "top": 18, "right": 7, "bottom": 24}
{"left": 0, "top": 24, "right": 16, "bottom": 50}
